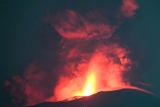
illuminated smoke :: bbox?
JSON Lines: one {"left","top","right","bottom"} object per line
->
{"left": 50, "top": 43, "right": 133, "bottom": 101}
{"left": 121, "top": 0, "right": 139, "bottom": 17}
{"left": 51, "top": 10, "right": 115, "bottom": 40}
{"left": 4, "top": 0, "right": 141, "bottom": 106}
{"left": 48, "top": 0, "right": 139, "bottom": 101}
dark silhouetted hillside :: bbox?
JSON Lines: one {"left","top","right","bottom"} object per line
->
{"left": 28, "top": 89, "right": 160, "bottom": 107}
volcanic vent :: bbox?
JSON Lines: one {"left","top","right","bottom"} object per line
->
{"left": 5, "top": 0, "right": 158, "bottom": 107}
{"left": 47, "top": 0, "right": 140, "bottom": 102}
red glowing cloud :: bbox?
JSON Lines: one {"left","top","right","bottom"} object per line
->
{"left": 4, "top": 0, "right": 142, "bottom": 106}
{"left": 51, "top": 10, "right": 115, "bottom": 40}
{"left": 50, "top": 44, "right": 133, "bottom": 101}
{"left": 121, "top": 0, "right": 139, "bottom": 17}
{"left": 47, "top": 0, "right": 139, "bottom": 101}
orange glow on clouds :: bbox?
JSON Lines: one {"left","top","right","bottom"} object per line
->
{"left": 50, "top": 45, "right": 134, "bottom": 101}
{"left": 46, "top": 0, "right": 140, "bottom": 102}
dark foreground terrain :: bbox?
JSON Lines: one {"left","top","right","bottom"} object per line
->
{"left": 29, "top": 89, "right": 160, "bottom": 107}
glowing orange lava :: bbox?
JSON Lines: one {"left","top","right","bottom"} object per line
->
{"left": 50, "top": 46, "right": 135, "bottom": 102}
{"left": 77, "top": 73, "right": 96, "bottom": 96}
{"left": 83, "top": 73, "right": 96, "bottom": 96}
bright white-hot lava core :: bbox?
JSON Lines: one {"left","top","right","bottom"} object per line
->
{"left": 5, "top": 0, "right": 150, "bottom": 106}
{"left": 48, "top": 0, "right": 141, "bottom": 102}
{"left": 51, "top": 48, "right": 134, "bottom": 101}
{"left": 82, "top": 73, "right": 96, "bottom": 96}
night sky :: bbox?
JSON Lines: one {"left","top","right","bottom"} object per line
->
{"left": 1, "top": 0, "right": 160, "bottom": 106}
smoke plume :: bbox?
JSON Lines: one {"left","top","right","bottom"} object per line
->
{"left": 4, "top": 0, "right": 139, "bottom": 106}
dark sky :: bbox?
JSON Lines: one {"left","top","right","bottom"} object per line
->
{"left": 1, "top": 0, "right": 160, "bottom": 106}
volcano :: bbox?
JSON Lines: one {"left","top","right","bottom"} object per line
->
{"left": 28, "top": 89, "right": 160, "bottom": 107}
{"left": 4, "top": 1, "right": 159, "bottom": 107}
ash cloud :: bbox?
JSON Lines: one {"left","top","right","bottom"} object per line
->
{"left": 50, "top": 0, "right": 138, "bottom": 40}
{"left": 4, "top": 0, "right": 139, "bottom": 106}
{"left": 121, "top": 0, "right": 139, "bottom": 17}
{"left": 51, "top": 10, "right": 115, "bottom": 40}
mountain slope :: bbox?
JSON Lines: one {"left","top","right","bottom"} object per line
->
{"left": 28, "top": 89, "right": 160, "bottom": 107}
